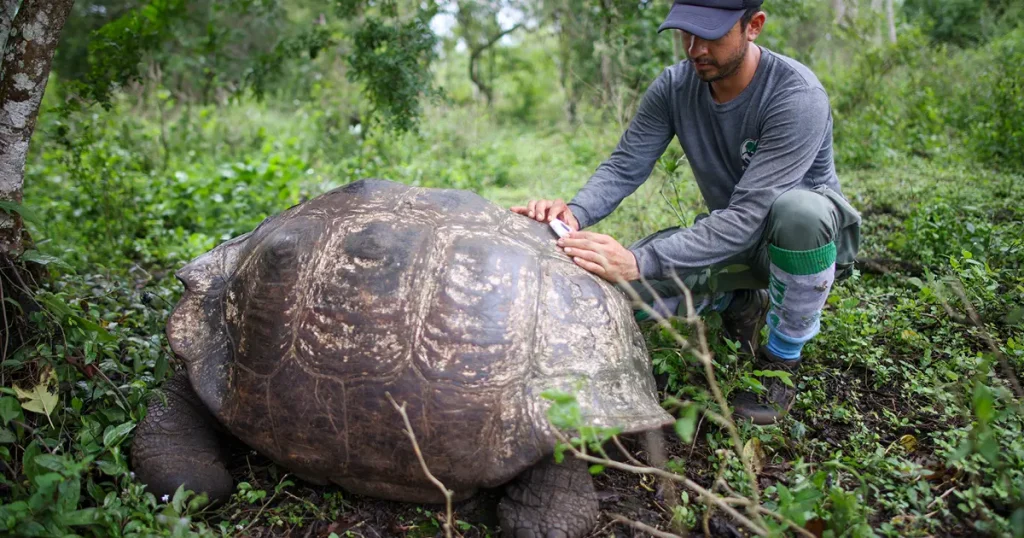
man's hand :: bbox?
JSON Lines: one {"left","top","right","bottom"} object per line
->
{"left": 510, "top": 199, "right": 580, "bottom": 231}
{"left": 557, "top": 232, "right": 640, "bottom": 283}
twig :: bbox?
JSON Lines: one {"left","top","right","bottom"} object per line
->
{"left": 611, "top": 435, "right": 645, "bottom": 467}
{"left": 610, "top": 513, "right": 683, "bottom": 538}
{"left": 599, "top": 276, "right": 819, "bottom": 536}
{"left": 926, "top": 485, "right": 957, "bottom": 511}
{"left": 948, "top": 281, "right": 1024, "bottom": 400}
{"left": 669, "top": 274, "right": 764, "bottom": 518}
{"left": 237, "top": 474, "right": 290, "bottom": 535}
{"left": 552, "top": 428, "right": 767, "bottom": 537}
{"left": 621, "top": 274, "right": 765, "bottom": 526}
{"left": 386, "top": 393, "right": 454, "bottom": 538}
{"left": 94, "top": 367, "right": 133, "bottom": 412}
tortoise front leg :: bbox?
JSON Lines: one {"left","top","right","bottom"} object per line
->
{"left": 498, "top": 456, "right": 600, "bottom": 538}
{"left": 131, "top": 370, "right": 233, "bottom": 503}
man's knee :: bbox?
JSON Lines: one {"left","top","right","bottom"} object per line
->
{"left": 766, "top": 190, "right": 837, "bottom": 251}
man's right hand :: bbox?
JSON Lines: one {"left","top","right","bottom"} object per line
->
{"left": 510, "top": 199, "right": 580, "bottom": 231}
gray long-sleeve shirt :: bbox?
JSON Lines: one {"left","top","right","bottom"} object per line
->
{"left": 568, "top": 47, "right": 851, "bottom": 280}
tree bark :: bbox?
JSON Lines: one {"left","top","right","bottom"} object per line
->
{"left": 832, "top": 0, "right": 847, "bottom": 25}
{"left": 598, "top": 0, "right": 613, "bottom": 107}
{"left": 552, "top": 5, "right": 577, "bottom": 125}
{"left": 0, "top": 1, "right": 19, "bottom": 55}
{"left": 0, "top": 0, "right": 73, "bottom": 255}
{"left": 885, "top": 0, "right": 897, "bottom": 43}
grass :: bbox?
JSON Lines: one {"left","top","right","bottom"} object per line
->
{"left": 1, "top": 93, "right": 1022, "bottom": 537}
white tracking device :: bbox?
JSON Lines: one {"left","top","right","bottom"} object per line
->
{"left": 549, "top": 218, "right": 572, "bottom": 239}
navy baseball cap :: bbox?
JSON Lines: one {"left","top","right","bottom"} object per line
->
{"left": 658, "top": 0, "right": 764, "bottom": 41}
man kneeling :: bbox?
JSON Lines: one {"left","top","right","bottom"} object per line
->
{"left": 513, "top": 0, "right": 860, "bottom": 425}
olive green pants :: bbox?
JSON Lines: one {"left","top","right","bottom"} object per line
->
{"left": 627, "top": 187, "right": 859, "bottom": 304}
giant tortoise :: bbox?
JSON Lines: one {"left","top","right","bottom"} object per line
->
{"left": 131, "top": 178, "right": 673, "bottom": 537}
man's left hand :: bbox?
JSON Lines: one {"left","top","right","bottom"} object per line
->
{"left": 557, "top": 232, "right": 640, "bottom": 283}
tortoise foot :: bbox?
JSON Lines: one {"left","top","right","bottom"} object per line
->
{"left": 497, "top": 456, "right": 599, "bottom": 538}
{"left": 131, "top": 371, "right": 233, "bottom": 503}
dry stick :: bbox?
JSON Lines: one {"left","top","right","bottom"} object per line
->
{"left": 668, "top": 275, "right": 764, "bottom": 521}
{"left": 612, "top": 279, "right": 812, "bottom": 536}
{"left": 611, "top": 435, "right": 646, "bottom": 467}
{"left": 948, "top": 281, "right": 1024, "bottom": 400}
{"left": 625, "top": 275, "right": 765, "bottom": 527}
{"left": 704, "top": 451, "right": 732, "bottom": 535}
{"left": 551, "top": 428, "right": 768, "bottom": 537}
{"left": 386, "top": 393, "right": 454, "bottom": 538}
{"left": 94, "top": 366, "right": 133, "bottom": 412}
{"left": 237, "top": 474, "right": 290, "bottom": 535}
{"left": 610, "top": 514, "right": 683, "bottom": 538}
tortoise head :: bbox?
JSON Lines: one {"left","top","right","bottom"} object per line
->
{"left": 166, "top": 231, "right": 252, "bottom": 416}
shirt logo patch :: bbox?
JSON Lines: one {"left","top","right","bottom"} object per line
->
{"left": 740, "top": 138, "right": 758, "bottom": 171}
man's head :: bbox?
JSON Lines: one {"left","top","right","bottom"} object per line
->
{"left": 659, "top": 0, "right": 767, "bottom": 83}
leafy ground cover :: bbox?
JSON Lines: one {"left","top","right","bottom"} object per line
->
{"left": 1, "top": 95, "right": 1022, "bottom": 537}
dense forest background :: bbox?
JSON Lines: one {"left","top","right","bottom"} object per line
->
{"left": 0, "top": 0, "right": 1022, "bottom": 536}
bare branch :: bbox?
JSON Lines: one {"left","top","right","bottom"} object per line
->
{"left": 610, "top": 513, "right": 683, "bottom": 538}
{"left": 551, "top": 428, "right": 768, "bottom": 536}
{"left": 387, "top": 393, "right": 455, "bottom": 538}
{"left": 946, "top": 281, "right": 1024, "bottom": 400}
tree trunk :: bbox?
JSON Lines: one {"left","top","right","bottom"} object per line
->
{"left": 0, "top": 1, "right": 19, "bottom": 53}
{"left": 885, "top": 0, "right": 897, "bottom": 43}
{"left": 0, "top": 0, "right": 75, "bottom": 256}
{"left": 598, "top": 0, "right": 613, "bottom": 108}
{"left": 553, "top": 6, "right": 577, "bottom": 125}
{"left": 467, "top": 23, "right": 522, "bottom": 107}
{"left": 832, "top": 0, "right": 847, "bottom": 25}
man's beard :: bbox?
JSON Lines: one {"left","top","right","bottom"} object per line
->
{"left": 692, "top": 44, "right": 748, "bottom": 83}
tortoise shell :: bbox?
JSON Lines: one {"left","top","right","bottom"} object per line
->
{"left": 166, "top": 179, "right": 671, "bottom": 502}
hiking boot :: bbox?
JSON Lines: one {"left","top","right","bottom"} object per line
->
{"left": 720, "top": 289, "right": 769, "bottom": 355}
{"left": 730, "top": 348, "right": 801, "bottom": 425}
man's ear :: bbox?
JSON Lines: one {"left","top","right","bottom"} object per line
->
{"left": 747, "top": 11, "right": 766, "bottom": 41}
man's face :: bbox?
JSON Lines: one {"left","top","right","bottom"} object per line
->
{"left": 682, "top": 20, "right": 749, "bottom": 83}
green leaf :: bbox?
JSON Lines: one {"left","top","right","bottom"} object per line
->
{"left": 753, "top": 369, "right": 795, "bottom": 388}
{"left": 102, "top": 422, "right": 136, "bottom": 449}
{"left": 187, "top": 492, "right": 210, "bottom": 512}
{"left": 154, "top": 353, "right": 169, "bottom": 382}
{"left": 1011, "top": 508, "right": 1024, "bottom": 538}
{"left": 1005, "top": 306, "right": 1024, "bottom": 326}
{"left": 59, "top": 507, "right": 98, "bottom": 527}
{"left": 35, "top": 292, "right": 117, "bottom": 343}
{"left": 57, "top": 475, "right": 82, "bottom": 514}
{"left": 20, "top": 250, "right": 73, "bottom": 271}
{"left": 0, "top": 200, "right": 41, "bottom": 224}
{"left": 972, "top": 382, "right": 995, "bottom": 423}
{"left": 22, "top": 442, "right": 43, "bottom": 482}
{"left": 172, "top": 483, "right": 188, "bottom": 513}
{"left": 777, "top": 483, "right": 793, "bottom": 505}
{"left": 540, "top": 389, "right": 577, "bottom": 404}
{"left": 95, "top": 459, "right": 126, "bottom": 476}
{"left": 674, "top": 405, "right": 699, "bottom": 443}
{"left": 34, "top": 454, "right": 65, "bottom": 472}
{"left": 587, "top": 464, "right": 605, "bottom": 475}
{"left": 0, "top": 396, "right": 21, "bottom": 425}
{"left": 553, "top": 444, "right": 566, "bottom": 464}
{"left": 717, "top": 264, "right": 750, "bottom": 274}
{"left": 14, "top": 370, "right": 59, "bottom": 426}
{"left": 0, "top": 428, "right": 15, "bottom": 444}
